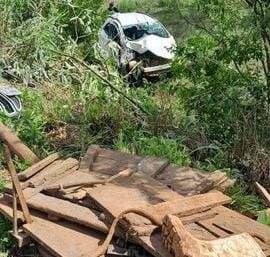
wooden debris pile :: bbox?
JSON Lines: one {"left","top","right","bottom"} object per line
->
{"left": 0, "top": 142, "right": 270, "bottom": 257}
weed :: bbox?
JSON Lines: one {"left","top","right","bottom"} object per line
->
{"left": 257, "top": 211, "right": 270, "bottom": 227}
{"left": 0, "top": 215, "right": 13, "bottom": 254}
{"left": 227, "top": 183, "right": 264, "bottom": 216}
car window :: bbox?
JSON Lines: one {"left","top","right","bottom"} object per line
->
{"left": 103, "top": 22, "right": 121, "bottom": 45}
{"left": 124, "top": 21, "right": 170, "bottom": 41}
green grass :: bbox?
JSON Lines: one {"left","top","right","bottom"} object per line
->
{"left": 227, "top": 183, "right": 264, "bottom": 216}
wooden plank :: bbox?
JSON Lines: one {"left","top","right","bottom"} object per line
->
{"left": 0, "top": 123, "right": 39, "bottom": 164}
{"left": 162, "top": 214, "right": 266, "bottom": 257}
{"left": 43, "top": 171, "right": 107, "bottom": 191}
{"left": 4, "top": 146, "right": 32, "bottom": 224}
{"left": 89, "top": 146, "right": 168, "bottom": 177}
{"left": 18, "top": 153, "right": 60, "bottom": 181}
{"left": 91, "top": 148, "right": 142, "bottom": 176}
{"left": 155, "top": 166, "right": 233, "bottom": 196}
{"left": 4, "top": 193, "right": 109, "bottom": 233}
{"left": 137, "top": 157, "right": 169, "bottom": 177}
{"left": 23, "top": 166, "right": 78, "bottom": 200}
{"left": 0, "top": 199, "right": 105, "bottom": 257}
{"left": 210, "top": 206, "right": 270, "bottom": 246}
{"left": 145, "top": 191, "right": 231, "bottom": 222}
{"left": 27, "top": 194, "right": 109, "bottom": 233}
{"left": 198, "top": 219, "right": 230, "bottom": 238}
{"left": 21, "top": 160, "right": 64, "bottom": 189}
{"left": 26, "top": 158, "right": 78, "bottom": 188}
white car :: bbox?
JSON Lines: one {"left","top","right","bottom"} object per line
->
{"left": 99, "top": 12, "right": 176, "bottom": 77}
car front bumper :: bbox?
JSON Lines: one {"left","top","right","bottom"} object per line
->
{"left": 142, "top": 63, "right": 172, "bottom": 77}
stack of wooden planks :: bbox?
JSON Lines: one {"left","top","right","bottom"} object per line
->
{"left": 0, "top": 145, "right": 270, "bottom": 257}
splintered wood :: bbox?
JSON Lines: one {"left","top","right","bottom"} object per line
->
{"left": 0, "top": 144, "right": 270, "bottom": 257}
{"left": 162, "top": 214, "right": 266, "bottom": 257}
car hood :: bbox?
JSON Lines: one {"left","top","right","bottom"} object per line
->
{"left": 126, "top": 35, "right": 176, "bottom": 60}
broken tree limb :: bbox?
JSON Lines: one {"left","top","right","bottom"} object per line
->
{"left": 18, "top": 153, "right": 60, "bottom": 181}
{"left": 256, "top": 182, "right": 270, "bottom": 207}
{"left": 0, "top": 123, "right": 39, "bottom": 164}
{"left": 4, "top": 146, "right": 32, "bottom": 224}
{"left": 51, "top": 51, "right": 149, "bottom": 115}
{"left": 162, "top": 214, "right": 266, "bottom": 257}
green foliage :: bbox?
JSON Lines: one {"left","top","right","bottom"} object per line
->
{"left": 227, "top": 183, "right": 264, "bottom": 215}
{"left": 257, "top": 211, "right": 270, "bottom": 227}
{"left": 0, "top": 178, "right": 4, "bottom": 192}
{"left": 0, "top": 215, "right": 12, "bottom": 253}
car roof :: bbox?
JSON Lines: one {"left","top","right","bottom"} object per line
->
{"left": 111, "top": 12, "right": 156, "bottom": 28}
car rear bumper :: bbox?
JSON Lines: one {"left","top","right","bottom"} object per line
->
{"left": 142, "top": 63, "right": 171, "bottom": 77}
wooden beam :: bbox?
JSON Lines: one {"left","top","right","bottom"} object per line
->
{"left": 18, "top": 153, "right": 60, "bottom": 181}
{"left": 4, "top": 146, "right": 32, "bottom": 224}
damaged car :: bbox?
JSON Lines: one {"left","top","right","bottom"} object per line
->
{"left": 99, "top": 12, "right": 176, "bottom": 79}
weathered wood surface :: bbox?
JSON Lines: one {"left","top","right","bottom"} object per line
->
{"left": 21, "top": 160, "right": 64, "bottom": 189}
{"left": 88, "top": 145, "right": 233, "bottom": 194}
{"left": 25, "top": 158, "right": 78, "bottom": 188}
{"left": 4, "top": 146, "right": 32, "bottom": 224}
{"left": 155, "top": 165, "right": 234, "bottom": 196}
{"left": 18, "top": 153, "right": 60, "bottom": 181}
{"left": 162, "top": 214, "right": 266, "bottom": 257}
{"left": 4, "top": 193, "right": 109, "bottom": 233}
{"left": 0, "top": 123, "right": 39, "bottom": 164}
{"left": 0, "top": 200, "right": 105, "bottom": 257}
{"left": 79, "top": 145, "right": 100, "bottom": 171}
{"left": 206, "top": 206, "right": 270, "bottom": 246}
{"left": 145, "top": 191, "right": 231, "bottom": 222}
{"left": 43, "top": 171, "right": 107, "bottom": 191}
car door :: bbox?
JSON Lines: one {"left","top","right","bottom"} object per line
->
{"left": 99, "top": 21, "right": 122, "bottom": 61}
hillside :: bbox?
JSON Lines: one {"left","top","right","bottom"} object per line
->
{"left": 0, "top": 0, "right": 269, "bottom": 255}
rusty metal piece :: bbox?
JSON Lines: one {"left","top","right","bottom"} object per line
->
{"left": 12, "top": 184, "right": 18, "bottom": 236}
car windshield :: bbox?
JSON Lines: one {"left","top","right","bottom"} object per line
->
{"left": 123, "top": 22, "right": 169, "bottom": 41}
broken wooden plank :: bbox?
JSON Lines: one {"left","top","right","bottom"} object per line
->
{"left": 25, "top": 158, "right": 78, "bottom": 188}
{"left": 256, "top": 182, "right": 270, "bottom": 207}
{"left": 18, "top": 153, "right": 60, "bottom": 181}
{"left": 0, "top": 123, "right": 39, "bottom": 164}
{"left": 23, "top": 166, "right": 78, "bottom": 200}
{"left": 21, "top": 160, "right": 64, "bottom": 189}
{"left": 162, "top": 214, "right": 266, "bottom": 257}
